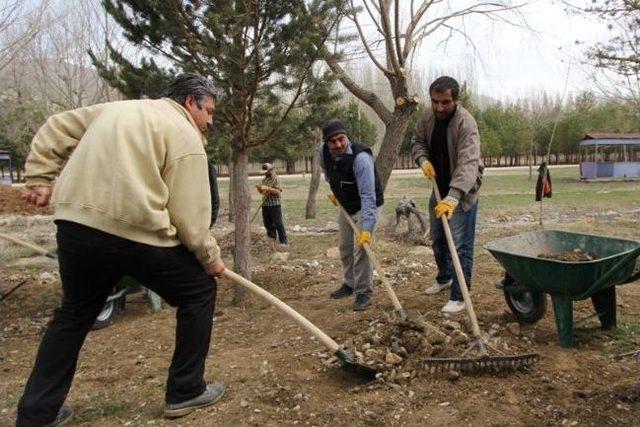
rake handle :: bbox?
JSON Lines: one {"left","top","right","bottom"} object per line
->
{"left": 334, "top": 202, "right": 406, "bottom": 317}
{"left": 223, "top": 269, "right": 340, "bottom": 353}
{"left": 430, "top": 180, "right": 486, "bottom": 355}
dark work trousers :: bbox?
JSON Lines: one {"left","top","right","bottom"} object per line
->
{"left": 261, "top": 204, "right": 287, "bottom": 244}
{"left": 16, "top": 220, "right": 217, "bottom": 427}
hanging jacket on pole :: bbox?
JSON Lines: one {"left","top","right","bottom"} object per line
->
{"left": 535, "top": 162, "right": 552, "bottom": 201}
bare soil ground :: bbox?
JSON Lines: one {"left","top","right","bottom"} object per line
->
{"left": 1, "top": 191, "right": 639, "bottom": 426}
{"left": 0, "top": 185, "right": 52, "bottom": 215}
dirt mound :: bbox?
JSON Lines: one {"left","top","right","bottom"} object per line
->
{"left": 217, "top": 230, "right": 275, "bottom": 253}
{"left": 0, "top": 185, "right": 53, "bottom": 215}
{"left": 538, "top": 248, "right": 597, "bottom": 262}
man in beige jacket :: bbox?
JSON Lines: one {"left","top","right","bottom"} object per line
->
{"left": 17, "top": 73, "right": 226, "bottom": 426}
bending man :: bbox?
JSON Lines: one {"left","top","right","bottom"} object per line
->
{"left": 18, "top": 73, "right": 226, "bottom": 426}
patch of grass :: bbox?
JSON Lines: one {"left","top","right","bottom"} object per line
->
{"left": 2, "top": 393, "right": 19, "bottom": 409}
{"left": 605, "top": 322, "right": 640, "bottom": 352}
{"left": 75, "top": 399, "right": 125, "bottom": 423}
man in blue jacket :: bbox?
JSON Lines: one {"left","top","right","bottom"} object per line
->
{"left": 321, "top": 119, "right": 384, "bottom": 311}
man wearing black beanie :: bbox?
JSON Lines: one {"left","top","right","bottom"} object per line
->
{"left": 320, "top": 119, "right": 384, "bottom": 311}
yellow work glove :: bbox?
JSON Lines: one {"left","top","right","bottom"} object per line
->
{"left": 357, "top": 231, "right": 372, "bottom": 247}
{"left": 435, "top": 196, "right": 459, "bottom": 220}
{"left": 420, "top": 159, "right": 436, "bottom": 179}
{"left": 327, "top": 193, "right": 338, "bottom": 207}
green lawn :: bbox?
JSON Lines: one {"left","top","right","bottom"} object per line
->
{"left": 217, "top": 166, "right": 640, "bottom": 226}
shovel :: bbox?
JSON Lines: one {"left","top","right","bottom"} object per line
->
{"left": 331, "top": 199, "right": 408, "bottom": 319}
{"left": 224, "top": 269, "right": 377, "bottom": 381}
{"left": 249, "top": 193, "right": 268, "bottom": 225}
{"left": 0, "top": 232, "right": 57, "bottom": 258}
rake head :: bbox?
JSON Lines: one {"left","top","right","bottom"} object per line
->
{"left": 422, "top": 352, "right": 540, "bottom": 374}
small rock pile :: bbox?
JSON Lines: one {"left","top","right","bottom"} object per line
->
{"left": 322, "top": 313, "right": 532, "bottom": 383}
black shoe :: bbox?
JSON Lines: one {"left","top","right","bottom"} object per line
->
{"left": 164, "top": 383, "right": 225, "bottom": 418}
{"left": 44, "top": 405, "right": 73, "bottom": 426}
{"left": 353, "top": 293, "right": 371, "bottom": 311}
{"left": 330, "top": 284, "right": 353, "bottom": 299}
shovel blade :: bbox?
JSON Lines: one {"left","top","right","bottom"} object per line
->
{"left": 335, "top": 348, "right": 378, "bottom": 381}
{"left": 342, "top": 360, "right": 378, "bottom": 381}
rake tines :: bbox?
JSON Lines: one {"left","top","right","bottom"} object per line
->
{"left": 423, "top": 352, "right": 540, "bottom": 374}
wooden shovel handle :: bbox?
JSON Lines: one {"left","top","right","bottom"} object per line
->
{"left": 0, "top": 232, "right": 56, "bottom": 258}
{"left": 334, "top": 203, "right": 405, "bottom": 315}
{"left": 249, "top": 195, "right": 268, "bottom": 225}
{"left": 223, "top": 269, "right": 340, "bottom": 353}
{"left": 430, "top": 180, "right": 485, "bottom": 352}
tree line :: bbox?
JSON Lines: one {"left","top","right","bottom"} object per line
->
{"left": 1, "top": 0, "right": 638, "bottom": 294}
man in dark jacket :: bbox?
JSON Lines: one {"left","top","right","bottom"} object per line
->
{"left": 321, "top": 119, "right": 384, "bottom": 311}
{"left": 411, "top": 76, "right": 483, "bottom": 314}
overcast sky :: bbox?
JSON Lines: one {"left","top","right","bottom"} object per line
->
{"left": 413, "top": 0, "right": 611, "bottom": 101}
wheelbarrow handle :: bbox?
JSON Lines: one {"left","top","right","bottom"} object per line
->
{"left": 332, "top": 200, "right": 408, "bottom": 319}
{"left": 223, "top": 269, "right": 340, "bottom": 353}
{"left": 578, "top": 245, "right": 640, "bottom": 300}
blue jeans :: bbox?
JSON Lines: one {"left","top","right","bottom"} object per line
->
{"left": 429, "top": 193, "right": 478, "bottom": 301}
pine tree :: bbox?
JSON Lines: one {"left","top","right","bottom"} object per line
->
{"left": 93, "top": 0, "right": 343, "bottom": 302}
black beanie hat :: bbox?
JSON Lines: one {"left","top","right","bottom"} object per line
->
{"left": 322, "top": 119, "right": 348, "bottom": 142}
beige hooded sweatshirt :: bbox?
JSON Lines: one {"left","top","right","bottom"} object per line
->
{"left": 24, "top": 98, "right": 221, "bottom": 266}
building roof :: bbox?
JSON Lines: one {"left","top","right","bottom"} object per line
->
{"left": 584, "top": 132, "right": 640, "bottom": 140}
{"left": 580, "top": 132, "right": 640, "bottom": 147}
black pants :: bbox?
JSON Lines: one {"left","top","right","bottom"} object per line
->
{"left": 262, "top": 205, "right": 287, "bottom": 244}
{"left": 16, "top": 221, "right": 217, "bottom": 426}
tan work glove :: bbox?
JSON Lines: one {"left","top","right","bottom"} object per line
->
{"left": 357, "top": 231, "right": 371, "bottom": 247}
{"left": 435, "top": 196, "right": 459, "bottom": 220}
{"left": 327, "top": 193, "right": 338, "bottom": 207}
{"left": 256, "top": 184, "right": 266, "bottom": 194}
{"left": 420, "top": 159, "right": 436, "bottom": 179}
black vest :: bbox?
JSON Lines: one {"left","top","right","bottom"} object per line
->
{"left": 322, "top": 142, "right": 384, "bottom": 214}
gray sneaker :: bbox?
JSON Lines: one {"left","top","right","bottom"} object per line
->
{"left": 44, "top": 404, "right": 73, "bottom": 426}
{"left": 425, "top": 280, "right": 452, "bottom": 295}
{"left": 164, "top": 383, "right": 225, "bottom": 419}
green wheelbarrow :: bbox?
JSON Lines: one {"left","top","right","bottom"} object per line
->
{"left": 484, "top": 230, "right": 640, "bottom": 347}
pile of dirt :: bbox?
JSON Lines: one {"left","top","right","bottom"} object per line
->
{"left": 217, "top": 230, "right": 276, "bottom": 254}
{"left": 326, "top": 314, "right": 536, "bottom": 382}
{"left": 0, "top": 186, "right": 52, "bottom": 215}
{"left": 538, "top": 248, "right": 598, "bottom": 262}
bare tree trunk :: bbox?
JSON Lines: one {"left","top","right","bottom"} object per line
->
{"left": 231, "top": 148, "right": 250, "bottom": 303}
{"left": 375, "top": 111, "right": 413, "bottom": 189}
{"left": 305, "top": 139, "right": 322, "bottom": 219}
{"left": 227, "top": 162, "right": 235, "bottom": 222}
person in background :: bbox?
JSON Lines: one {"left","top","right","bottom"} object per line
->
{"left": 321, "top": 119, "right": 384, "bottom": 311}
{"left": 256, "top": 162, "right": 287, "bottom": 250}
{"left": 17, "top": 73, "right": 226, "bottom": 426}
{"left": 411, "top": 75, "right": 483, "bottom": 314}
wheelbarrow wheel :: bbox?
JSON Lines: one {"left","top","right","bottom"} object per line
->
{"left": 92, "top": 296, "right": 123, "bottom": 330}
{"left": 505, "top": 289, "right": 546, "bottom": 324}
